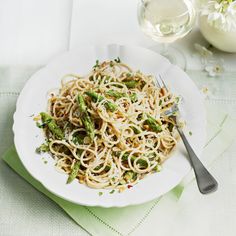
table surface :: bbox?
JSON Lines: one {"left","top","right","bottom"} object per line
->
{"left": 0, "top": 1, "right": 236, "bottom": 236}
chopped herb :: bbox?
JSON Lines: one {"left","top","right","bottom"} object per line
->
{"left": 72, "top": 133, "right": 85, "bottom": 145}
{"left": 93, "top": 60, "right": 99, "bottom": 68}
{"left": 131, "top": 126, "right": 141, "bottom": 134}
{"left": 98, "top": 192, "right": 103, "bottom": 196}
{"left": 119, "top": 179, "right": 126, "bottom": 185}
{"left": 114, "top": 57, "right": 121, "bottom": 63}
{"left": 36, "top": 143, "right": 49, "bottom": 154}
{"left": 159, "top": 100, "right": 162, "bottom": 106}
{"left": 154, "top": 164, "right": 162, "bottom": 172}
{"left": 110, "top": 61, "right": 114, "bottom": 67}
{"left": 109, "top": 189, "right": 115, "bottom": 194}
{"left": 44, "top": 160, "right": 48, "bottom": 164}
{"left": 189, "top": 131, "right": 192, "bottom": 136}
{"left": 126, "top": 73, "right": 131, "bottom": 77}
{"left": 175, "top": 96, "right": 180, "bottom": 103}
{"left": 130, "top": 93, "right": 138, "bottom": 103}
{"left": 124, "top": 171, "right": 137, "bottom": 182}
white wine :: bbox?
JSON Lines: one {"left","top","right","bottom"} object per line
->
{"left": 138, "top": 0, "right": 196, "bottom": 43}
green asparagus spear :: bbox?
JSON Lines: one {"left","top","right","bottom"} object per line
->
{"left": 66, "top": 161, "right": 81, "bottom": 184}
{"left": 77, "top": 94, "right": 87, "bottom": 112}
{"left": 81, "top": 115, "right": 95, "bottom": 140}
{"left": 106, "top": 90, "right": 126, "bottom": 99}
{"left": 77, "top": 95, "right": 95, "bottom": 140}
{"left": 122, "top": 153, "right": 148, "bottom": 167}
{"left": 40, "top": 112, "right": 64, "bottom": 139}
{"left": 144, "top": 115, "right": 162, "bottom": 133}
{"left": 85, "top": 91, "right": 117, "bottom": 112}
{"left": 85, "top": 91, "right": 103, "bottom": 102}
{"left": 106, "top": 90, "right": 137, "bottom": 103}
{"left": 94, "top": 164, "right": 111, "bottom": 172}
{"left": 122, "top": 80, "right": 138, "bottom": 88}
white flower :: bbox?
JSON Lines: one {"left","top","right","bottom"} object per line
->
{"left": 204, "top": 60, "right": 225, "bottom": 77}
{"left": 200, "top": 0, "right": 236, "bottom": 31}
{"left": 227, "top": 1, "right": 236, "bottom": 14}
{"left": 225, "top": 1, "right": 236, "bottom": 31}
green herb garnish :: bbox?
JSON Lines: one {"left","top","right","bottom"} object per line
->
{"left": 153, "top": 164, "right": 162, "bottom": 172}
{"left": 130, "top": 93, "right": 138, "bottom": 103}
{"left": 36, "top": 143, "right": 50, "bottom": 154}
{"left": 114, "top": 57, "right": 121, "bottom": 63}
{"left": 110, "top": 61, "right": 114, "bottom": 67}
{"left": 93, "top": 60, "right": 99, "bottom": 68}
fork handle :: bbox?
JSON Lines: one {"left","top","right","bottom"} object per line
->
{"left": 177, "top": 128, "right": 218, "bottom": 194}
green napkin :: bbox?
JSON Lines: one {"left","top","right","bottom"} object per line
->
{"left": 3, "top": 101, "right": 236, "bottom": 236}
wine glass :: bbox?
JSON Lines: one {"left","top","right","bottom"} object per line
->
{"left": 137, "top": 0, "right": 196, "bottom": 69}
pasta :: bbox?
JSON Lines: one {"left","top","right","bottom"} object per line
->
{"left": 36, "top": 59, "right": 179, "bottom": 191}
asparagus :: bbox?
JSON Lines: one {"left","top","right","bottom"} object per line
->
{"left": 85, "top": 91, "right": 117, "bottom": 112}
{"left": 145, "top": 115, "right": 162, "bottom": 133}
{"left": 122, "top": 153, "right": 148, "bottom": 167}
{"left": 94, "top": 164, "right": 111, "bottom": 172}
{"left": 66, "top": 161, "right": 81, "bottom": 184}
{"left": 40, "top": 112, "right": 64, "bottom": 139}
{"left": 122, "top": 80, "right": 138, "bottom": 88}
{"left": 106, "top": 90, "right": 126, "bottom": 99}
{"left": 106, "top": 90, "right": 137, "bottom": 103}
{"left": 77, "top": 95, "right": 95, "bottom": 140}
{"left": 85, "top": 91, "right": 103, "bottom": 103}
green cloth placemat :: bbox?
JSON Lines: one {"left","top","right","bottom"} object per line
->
{"left": 3, "top": 101, "right": 236, "bottom": 236}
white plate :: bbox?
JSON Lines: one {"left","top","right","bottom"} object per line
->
{"left": 13, "top": 45, "right": 206, "bottom": 208}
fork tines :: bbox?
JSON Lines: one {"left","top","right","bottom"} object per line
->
{"left": 155, "top": 75, "right": 168, "bottom": 91}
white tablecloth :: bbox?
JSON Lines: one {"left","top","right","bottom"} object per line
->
{"left": 0, "top": 0, "right": 236, "bottom": 235}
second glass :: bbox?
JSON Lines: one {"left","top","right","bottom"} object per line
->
{"left": 137, "top": 0, "right": 196, "bottom": 68}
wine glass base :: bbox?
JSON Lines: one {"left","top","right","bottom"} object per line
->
{"left": 149, "top": 45, "right": 187, "bottom": 71}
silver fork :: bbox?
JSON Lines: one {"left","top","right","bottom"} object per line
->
{"left": 156, "top": 76, "right": 218, "bottom": 194}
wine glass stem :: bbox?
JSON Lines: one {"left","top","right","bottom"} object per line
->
{"left": 162, "top": 43, "right": 169, "bottom": 56}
